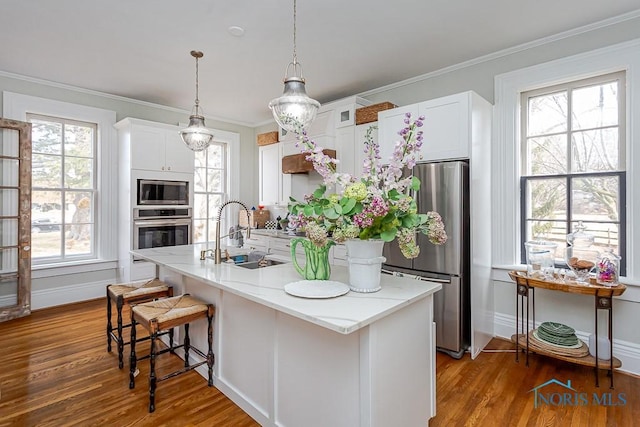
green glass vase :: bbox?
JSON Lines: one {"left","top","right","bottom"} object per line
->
{"left": 290, "top": 238, "right": 335, "bottom": 280}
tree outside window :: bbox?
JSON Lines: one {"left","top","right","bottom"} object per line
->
{"left": 193, "top": 142, "right": 227, "bottom": 243}
{"left": 28, "top": 114, "right": 96, "bottom": 261}
{"left": 520, "top": 72, "right": 626, "bottom": 274}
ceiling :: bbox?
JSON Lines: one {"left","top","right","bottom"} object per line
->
{"left": 1, "top": 1, "right": 639, "bottom": 127}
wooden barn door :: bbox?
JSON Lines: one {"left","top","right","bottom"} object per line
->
{"left": 0, "top": 118, "right": 32, "bottom": 322}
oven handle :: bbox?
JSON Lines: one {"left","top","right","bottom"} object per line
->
{"left": 134, "top": 218, "right": 192, "bottom": 226}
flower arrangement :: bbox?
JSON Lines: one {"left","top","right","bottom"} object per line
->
{"left": 285, "top": 113, "right": 447, "bottom": 259}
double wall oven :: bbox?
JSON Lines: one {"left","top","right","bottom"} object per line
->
{"left": 133, "top": 178, "right": 192, "bottom": 252}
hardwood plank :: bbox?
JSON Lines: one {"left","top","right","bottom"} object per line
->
{"left": 0, "top": 299, "right": 258, "bottom": 427}
{"left": 430, "top": 339, "right": 640, "bottom": 426}
{"left": 1, "top": 299, "right": 639, "bottom": 426}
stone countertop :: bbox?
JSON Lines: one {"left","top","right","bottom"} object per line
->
{"left": 131, "top": 244, "right": 441, "bottom": 335}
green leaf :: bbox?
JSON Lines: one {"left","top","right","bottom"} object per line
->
{"left": 380, "top": 228, "right": 397, "bottom": 242}
{"left": 289, "top": 196, "right": 297, "bottom": 202}
{"left": 314, "top": 205, "right": 323, "bottom": 215}
{"left": 411, "top": 176, "right": 421, "bottom": 191}
{"left": 303, "top": 205, "right": 314, "bottom": 216}
{"left": 313, "top": 185, "right": 327, "bottom": 199}
{"left": 342, "top": 198, "right": 356, "bottom": 213}
{"left": 323, "top": 207, "right": 340, "bottom": 219}
{"left": 333, "top": 204, "right": 343, "bottom": 215}
{"left": 388, "top": 189, "right": 400, "bottom": 200}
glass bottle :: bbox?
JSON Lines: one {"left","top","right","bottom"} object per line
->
{"left": 565, "top": 222, "right": 599, "bottom": 284}
{"left": 596, "top": 248, "right": 621, "bottom": 287}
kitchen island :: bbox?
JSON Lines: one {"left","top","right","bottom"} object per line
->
{"left": 131, "top": 244, "right": 442, "bottom": 427}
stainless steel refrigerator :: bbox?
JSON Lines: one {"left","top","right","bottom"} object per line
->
{"left": 383, "top": 160, "right": 469, "bottom": 359}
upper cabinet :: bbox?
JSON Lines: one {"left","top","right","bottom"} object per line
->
{"left": 378, "top": 91, "right": 486, "bottom": 163}
{"left": 259, "top": 143, "right": 291, "bottom": 206}
{"left": 116, "top": 118, "right": 195, "bottom": 174}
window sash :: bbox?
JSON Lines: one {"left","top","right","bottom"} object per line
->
{"left": 27, "top": 113, "right": 98, "bottom": 263}
{"left": 519, "top": 72, "right": 627, "bottom": 274}
{"left": 193, "top": 142, "right": 228, "bottom": 243}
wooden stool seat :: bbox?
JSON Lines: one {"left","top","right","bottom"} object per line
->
{"left": 106, "top": 279, "right": 173, "bottom": 369}
{"left": 129, "top": 294, "right": 215, "bottom": 413}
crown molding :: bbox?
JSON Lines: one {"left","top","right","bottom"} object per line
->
{"left": 0, "top": 69, "right": 255, "bottom": 128}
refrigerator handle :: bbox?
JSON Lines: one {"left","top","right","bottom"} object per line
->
{"left": 381, "top": 269, "right": 451, "bottom": 284}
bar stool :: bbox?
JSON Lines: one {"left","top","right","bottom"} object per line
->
{"left": 106, "top": 279, "right": 173, "bottom": 368}
{"left": 129, "top": 294, "right": 215, "bottom": 413}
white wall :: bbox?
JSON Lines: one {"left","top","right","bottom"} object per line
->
{"left": 0, "top": 72, "right": 257, "bottom": 307}
{"left": 348, "top": 15, "right": 640, "bottom": 373}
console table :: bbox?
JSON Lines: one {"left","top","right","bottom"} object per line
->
{"left": 508, "top": 271, "right": 626, "bottom": 388}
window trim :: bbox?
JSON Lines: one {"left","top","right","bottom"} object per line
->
{"left": 3, "top": 91, "right": 118, "bottom": 274}
{"left": 493, "top": 38, "right": 640, "bottom": 285}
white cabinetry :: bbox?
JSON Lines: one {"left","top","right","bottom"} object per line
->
{"left": 354, "top": 122, "right": 378, "bottom": 178}
{"left": 334, "top": 122, "right": 379, "bottom": 180}
{"left": 378, "top": 92, "right": 479, "bottom": 163}
{"left": 259, "top": 143, "right": 291, "bottom": 205}
{"left": 377, "top": 105, "right": 418, "bottom": 164}
{"left": 125, "top": 119, "right": 194, "bottom": 173}
{"left": 115, "top": 117, "right": 195, "bottom": 282}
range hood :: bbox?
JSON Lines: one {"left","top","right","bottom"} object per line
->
{"left": 282, "top": 150, "right": 336, "bottom": 174}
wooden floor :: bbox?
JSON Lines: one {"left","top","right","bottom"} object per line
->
{"left": 1, "top": 299, "right": 638, "bottom": 426}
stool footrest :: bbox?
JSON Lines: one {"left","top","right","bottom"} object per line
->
{"left": 157, "top": 360, "right": 209, "bottom": 383}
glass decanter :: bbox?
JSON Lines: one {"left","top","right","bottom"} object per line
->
{"left": 565, "top": 222, "right": 598, "bottom": 284}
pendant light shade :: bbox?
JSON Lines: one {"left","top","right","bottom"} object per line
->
{"left": 269, "top": 0, "right": 320, "bottom": 133}
{"left": 180, "top": 50, "right": 214, "bottom": 151}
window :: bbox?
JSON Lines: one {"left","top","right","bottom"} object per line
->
{"left": 193, "top": 142, "right": 227, "bottom": 243}
{"left": 28, "top": 114, "right": 98, "bottom": 262}
{"left": 520, "top": 72, "right": 626, "bottom": 274}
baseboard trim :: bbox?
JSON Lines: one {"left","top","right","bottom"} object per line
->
{"left": 0, "top": 280, "right": 112, "bottom": 311}
{"left": 494, "top": 312, "right": 640, "bottom": 376}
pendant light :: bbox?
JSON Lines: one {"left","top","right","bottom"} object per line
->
{"left": 180, "top": 50, "right": 214, "bottom": 151}
{"left": 268, "top": 0, "right": 320, "bottom": 133}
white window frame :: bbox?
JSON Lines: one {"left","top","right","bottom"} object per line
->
{"left": 193, "top": 141, "right": 228, "bottom": 243}
{"left": 191, "top": 128, "right": 241, "bottom": 243}
{"left": 3, "top": 92, "right": 118, "bottom": 275}
{"left": 493, "top": 38, "right": 640, "bottom": 290}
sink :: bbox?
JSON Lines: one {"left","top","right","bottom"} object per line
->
{"left": 234, "top": 259, "right": 286, "bottom": 269}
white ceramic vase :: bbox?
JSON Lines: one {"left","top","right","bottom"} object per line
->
{"left": 345, "top": 239, "right": 386, "bottom": 293}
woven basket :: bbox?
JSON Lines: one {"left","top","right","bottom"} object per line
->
{"left": 355, "top": 102, "right": 397, "bottom": 125}
{"left": 257, "top": 131, "right": 279, "bottom": 146}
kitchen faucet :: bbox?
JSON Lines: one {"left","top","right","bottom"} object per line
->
{"left": 214, "top": 200, "right": 251, "bottom": 264}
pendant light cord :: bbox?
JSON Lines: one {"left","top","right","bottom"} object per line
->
{"left": 292, "top": 0, "right": 297, "bottom": 66}
{"left": 194, "top": 54, "right": 200, "bottom": 111}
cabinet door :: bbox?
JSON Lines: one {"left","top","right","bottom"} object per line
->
{"left": 377, "top": 104, "right": 419, "bottom": 164}
{"left": 354, "top": 123, "right": 378, "bottom": 179}
{"left": 417, "top": 93, "right": 470, "bottom": 161}
{"left": 259, "top": 144, "right": 282, "bottom": 205}
{"left": 335, "top": 126, "right": 355, "bottom": 177}
{"left": 130, "top": 127, "right": 166, "bottom": 171}
{"left": 164, "top": 131, "right": 195, "bottom": 173}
